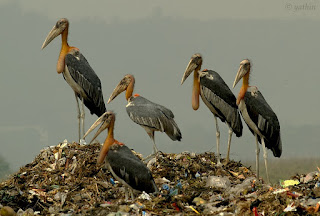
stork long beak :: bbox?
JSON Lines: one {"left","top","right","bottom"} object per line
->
{"left": 41, "top": 25, "right": 64, "bottom": 49}
{"left": 233, "top": 64, "right": 247, "bottom": 88}
{"left": 83, "top": 112, "right": 111, "bottom": 144}
{"left": 181, "top": 53, "right": 202, "bottom": 85}
{"left": 107, "top": 76, "right": 131, "bottom": 104}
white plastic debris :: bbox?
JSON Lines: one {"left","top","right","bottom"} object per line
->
{"left": 283, "top": 202, "right": 296, "bottom": 212}
{"left": 129, "top": 203, "right": 139, "bottom": 211}
{"left": 138, "top": 191, "right": 151, "bottom": 200}
{"left": 80, "top": 139, "right": 87, "bottom": 145}
{"left": 58, "top": 157, "right": 67, "bottom": 166}
{"left": 272, "top": 188, "right": 287, "bottom": 194}
{"left": 303, "top": 171, "right": 319, "bottom": 183}
{"left": 20, "top": 171, "right": 27, "bottom": 176}
{"left": 147, "top": 157, "right": 157, "bottom": 169}
{"left": 227, "top": 177, "right": 255, "bottom": 195}
{"left": 69, "top": 156, "right": 77, "bottom": 174}
{"left": 54, "top": 192, "right": 67, "bottom": 206}
{"left": 60, "top": 139, "right": 68, "bottom": 149}
{"left": 206, "top": 176, "right": 231, "bottom": 189}
{"left": 54, "top": 152, "right": 59, "bottom": 160}
{"left": 155, "top": 177, "right": 170, "bottom": 184}
{"left": 100, "top": 203, "right": 112, "bottom": 208}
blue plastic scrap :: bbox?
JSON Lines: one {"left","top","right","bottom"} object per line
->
{"left": 110, "top": 178, "right": 115, "bottom": 185}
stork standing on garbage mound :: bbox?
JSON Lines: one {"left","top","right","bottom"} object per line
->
{"left": 233, "top": 59, "right": 282, "bottom": 183}
{"left": 83, "top": 111, "right": 159, "bottom": 200}
{"left": 181, "top": 53, "right": 243, "bottom": 165}
{"left": 107, "top": 74, "right": 182, "bottom": 160}
{"left": 41, "top": 18, "right": 106, "bottom": 141}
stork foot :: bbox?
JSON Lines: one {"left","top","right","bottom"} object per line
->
{"left": 222, "top": 158, "right": 230, "bottom": 166}
{"left": 124, "top": 187, "right": 135, "bottom": 202}
{"left": 79, "top": 139, "right": 87, "bottom": 145}
{"left": 142, "top": 151, "right": 163, "bottom": 163}
{"left": 142, "top": 153, "right": 156, "bottom": 163}
{"left": 216, "top": 161, "right": 223, "bottom": 168}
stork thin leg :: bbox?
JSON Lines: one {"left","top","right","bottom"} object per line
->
{"left": 124, "top": 187, "right": 129, "bottom": 201}
{"left": 81, "top": 97, "right": 85, "bottom": 137}
{"left": 255, "top": 133, "right": 260, "bottom": 180}
{"left": 225, "top": 127, "right": 233, "bottom": 164}
{"left": 261, "top": 138, "right": 270, "bottom": 183}
{"left": 124, "top": 187, "right": 134, "bottom": 201}
{"left": 75, "top": 93, "right": 81, "bottom": 141}
{"left": 214, "top": 116, "right": 221, "bottom": 166}
{"left": 143, "top": 131, "right": 159, "bottom": 162}
{"left": 149, "top": 131, "right": 158, "bottom": 154}
{"left": 129, "top": 188, "right": 134, "bottom": 200}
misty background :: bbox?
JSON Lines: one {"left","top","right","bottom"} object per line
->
{"left": 0, "top": 0, "right": 319, "bottom": 179}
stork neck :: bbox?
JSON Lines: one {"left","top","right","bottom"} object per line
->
{"left": 57, "top": 27, "right": 70, "bottom": 74}
{"left": 243, "top": 72, "right": 250, "bottom": 87}
{"left": 97, "top": 120, "right": 115, "bottom": 164}
{"left": 125, "top": 76, "right": 135, "bottom": 100}
{"left": 236, "top": 72, "right": 250, "bottom": 105}
{"left": 192, "top": 70, "right": 200, "bottom": 110}
{"left": 107, "top": 120, "right": 115, "bottom": 141}
{"left": 61, "top": 25, "right": 69, "bottom": 49}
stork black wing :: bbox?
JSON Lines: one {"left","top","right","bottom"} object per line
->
{"left": 107, "top": 144, "right": 158, "bottom": 193}
{"left": 65, "top": 51, "right": 106, "bottom": 116}
{"left": 244, "top": 91, "right": 282, "bottom": 157}
{"left": 200, "top": 70, "right": 242, "bottom": 137}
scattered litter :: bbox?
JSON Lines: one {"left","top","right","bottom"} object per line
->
{"left": 79, "top": 139, "right": 87, "bottom": 145}
{"left": 162, "top": 184, "right": 169, "bottom": 191}
{"left": 206, "top": 176, "right": 231, "bottom": 189}
{"left": 187, "top": 205, "right": 200, "bottom": 214}
{"left": 227, "top": 177, "right": 255, "bottom": 196}
{"left": 146, "top": 158, "right": 156, "bottom": 169}
{"left": 138, "top": 191, "right": 151, "bottom": 200}
{"left": 169, "top": 188, "right": 178, "bottom": 196}
{"left": 280, "top": 179, "right": 300, "bottom": 188}
{"left": 283, "top": 202, "right": 296, "bottom": 212}
{"left": 193, "top": 197, "right": 206, "bottom": 206}
{"left": 110, "top": 178, "right": 115, "bottom": 185}
{"left": 154, "top": 177, "right": 170, "bottom": 185}
{"left": 272, "top": 188, "right": 288, "bottom": 194}
{"left": 60, "top": 139, "right": 68, "bottom": 149}
{"left": 195, "top": 172, "right": 201, "bottom": 178}
{"left": 1, "top": 141, "right": 320, "bottom": 215}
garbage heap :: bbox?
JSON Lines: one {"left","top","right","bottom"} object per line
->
{"left": 0, "top": 141, "right": 319, "bottom": 215}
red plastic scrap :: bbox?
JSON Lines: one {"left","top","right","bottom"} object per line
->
{"left": 252, "top": 207, "right": 262, "bottom": 216}
{"left": 172, "top": 202, "right": 180, "bottom": 211}
{"left": 286, "top": 191, "right": 300, "bottom": 198}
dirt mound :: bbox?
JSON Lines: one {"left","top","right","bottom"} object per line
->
{"left": 0, "top": 141, "right": 319, "bottom": 215}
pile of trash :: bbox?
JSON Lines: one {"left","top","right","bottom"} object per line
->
{"left": 0, "top": 140, "right": 320, "bottom": 215}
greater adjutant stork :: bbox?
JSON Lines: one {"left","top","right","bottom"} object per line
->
{"left": 41, "top": 18, "right": 106, "bottom": 141}
{"left": 181, "top": 54, "right": 243, "bottom": 165}
{"left": 233, "top": 59, "right": 282, "bottom": 183}
{"left": 83, "top": 111, "right": 159, "bottom": 200}
{"left": 107, "top": 74, "right": 182, "bottom": 158}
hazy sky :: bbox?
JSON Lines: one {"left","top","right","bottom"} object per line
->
{"left": 0, "top": 0, "right": 319, "bottom": 172}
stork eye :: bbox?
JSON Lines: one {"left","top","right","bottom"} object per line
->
{"left": 56, "top": 20, "right": 65, "bottom": 27}
{"left": 56, "top": 21, "right": 62, "bottom": 28}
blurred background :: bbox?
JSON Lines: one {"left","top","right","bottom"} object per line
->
{"left": 0, "top": 0, "right": 319, "bottom": 183}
